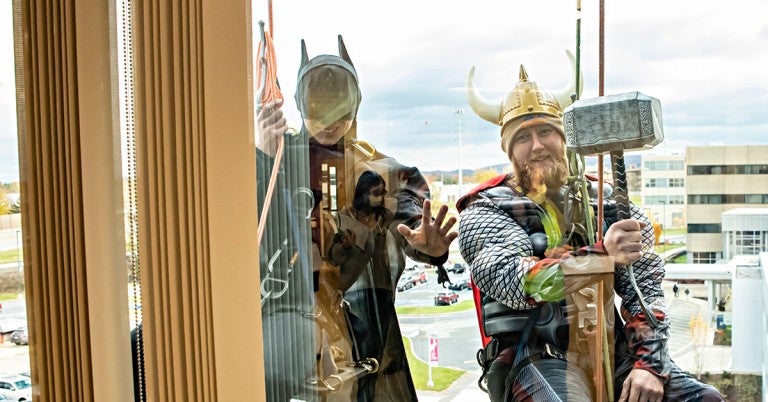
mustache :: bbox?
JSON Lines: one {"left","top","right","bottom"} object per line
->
{"left": 518, "top": 155, "right": 568, "bottom": 191}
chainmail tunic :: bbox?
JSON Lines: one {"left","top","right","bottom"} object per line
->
{"left": 457, "top": 181, "right": 673, "bottom": 378}
{"left": 459, "top": 191, "right": 667, "bottom": 318}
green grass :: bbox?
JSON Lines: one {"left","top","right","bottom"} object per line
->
{"left": 0, "top": 292, "right": 20, "bottom": 301}
{"left": 396, "top": 299, "right": 474, "bottom": 315}
{"left": 663, "top": 228, "right": 687, "bottom": 236}
{"left": 403, "top": 336, "right": 465, "bottom": 391}
{"left": 654, "top": 243, "right": 685, "bottom": 254}
{"left": 0, "top": 249, "right": 22, "bottom": 264}
{"left": 672, "top": 254, "right": 688, "bottom": 263}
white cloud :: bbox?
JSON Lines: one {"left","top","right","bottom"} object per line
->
{"left": 252, "top": 0, "right": 767, "bottom": 170}
{"left": 1, "top": 0, "right": 766, "bottom": 180}
{"left": 0, "top": 3, "right": 18, "bottom": 183}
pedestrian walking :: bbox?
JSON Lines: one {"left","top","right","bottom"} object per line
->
{"left": 673, "top": 284, "right": 679, "bottom": 298}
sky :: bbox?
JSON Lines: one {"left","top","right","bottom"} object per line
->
{"left": 251, "top": 0, "right": 768, "bottom": 172}
{"left": 1, "top": 2, "right": 18, "bottom": 183}
{"left": 0, "top": 1, "right": 766, "bottom": 182}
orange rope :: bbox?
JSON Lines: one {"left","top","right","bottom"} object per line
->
{"left": 256, "top": 3, "right": 286, "bottom": 245}
{"left": 268, "top": 0, "right": 274, "bottom": 37}
{"left": 256, "top": 30, "right": 283, "bottom": 106}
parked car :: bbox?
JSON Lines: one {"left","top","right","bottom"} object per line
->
{"left": 447, "top": 263, "right": 466, "bottom": 274}
{"left": 448, "top": 278, "right": 471, "bottom": 291}
{"left": 434, "top": 291, "right": 459, "bottom": 306}
{"left": 411, "top": 270, "right": 427, "bottom": 285}
{"left": 10, "top": 327, "right": 27, "bottom": 346}
{"left": 396, "top": 276, "right": 414, "bottom": 292}
{"left": 0, "top": 374, "right": 32, "bottom": 401}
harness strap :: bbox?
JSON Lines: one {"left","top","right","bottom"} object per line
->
{"left": 500, "top": 306, "right": 542, "bottom": 402}
{"left": 504, "top": 343, "right": 568, "bottom": 394}
{"left": 475, "top": 337, "right": 501, "bottom": 392}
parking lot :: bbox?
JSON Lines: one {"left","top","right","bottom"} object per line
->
{"left": 395, "top": 269, "right": 471, "bottom": 307}
{"left": 0, "top": 341, "right": 29, "bottom": 374}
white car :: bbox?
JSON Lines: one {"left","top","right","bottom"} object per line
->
{"left": 396, "top": 275, "right": 414, "bottom": 292}
{"left": 0, "top": 374, "right": 32, "bottom": 401}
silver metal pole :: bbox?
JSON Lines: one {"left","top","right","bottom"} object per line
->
{"left": 455, "top": 109, "right": 463, "bottom": 196}
{"left": 16, "top": 230, "right": 20, "bottom": 270}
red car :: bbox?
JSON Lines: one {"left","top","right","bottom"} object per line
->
{"left": 411, "top": 270, "right": 427, "bottom": 285}
{"left": 434, "top": 291, "right": 459, "bottom": 306}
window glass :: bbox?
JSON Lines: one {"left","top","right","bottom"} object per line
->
{"left": 250, "top": 2, "right": 766, "bottom": 401}
{"left": 688, "top": 223, "right": 722, "bottom": 233}
{"left": 669, "top": 178, "right": 684, "bottom": 187}
{"left": 6, "top": 0, "right": 768, "bottom": 400}
{"left": 669, "top": 161, "right": 684, "bottom": 171}
{"left": 0, "top": 0, "right": 29, "bottom": 386}
{"left": 644, "top": 161, "right": 668, "bottom": 170}
{"left": 668, "top": 195, "right": 684, "bottom": 205}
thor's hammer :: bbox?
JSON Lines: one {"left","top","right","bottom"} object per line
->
{"left": 563, "top": 91, "right": 664, "bottom": 327}
{"left": 564, "top": 91, "right": 664, "bottom": 219}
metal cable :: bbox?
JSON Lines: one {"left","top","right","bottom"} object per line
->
{"left": 121, "top": 0, "right": 144, "bottom": 399}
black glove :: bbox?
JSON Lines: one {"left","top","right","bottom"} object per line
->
{"left": 436, "top": 264, "right": 451, "bottom": 287}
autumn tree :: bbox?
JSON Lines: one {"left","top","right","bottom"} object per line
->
{"left": 471, "top": 168, "right": 500, "bottom": 184}
{"left": 0, "top": 188, "right": 10, "bottom": 215}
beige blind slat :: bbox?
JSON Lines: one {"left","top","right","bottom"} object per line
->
{"left": 16, "top": 0, "right": 264, "bottom": 399}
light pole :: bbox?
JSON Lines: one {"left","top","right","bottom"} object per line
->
{"left": 16, "top": 230, "right": 21, "bottom": 270}
{"left": 661, "top": 200, "right": 666, "bottom": 244}
{"left": 455, "top": 109, "right": 463, "bottom": 196}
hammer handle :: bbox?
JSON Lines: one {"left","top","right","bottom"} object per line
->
{"left": 610, "top": 150, "right": 660, "bottom": 328}
{"left": 610, "top": 151, "right": 630, "bottom": 220}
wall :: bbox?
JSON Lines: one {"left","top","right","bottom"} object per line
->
{"left": 0, "top": 213, "right": 21, "bottom": 230}
{"left": 730, "top": 257, "right": 764, "bottom": 373}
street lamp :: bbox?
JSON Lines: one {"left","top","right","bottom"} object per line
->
{"left": 660, "top": 200, "right": 666, "bottom": 244}
{"left": 16, "top": 230, "right": 21, "bottom": 270}
{"left": 455, "top": 109, "right": 463, "bottom": 196}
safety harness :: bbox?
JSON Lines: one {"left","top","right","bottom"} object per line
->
{"left": 459, "top": 174, "right": 620, "bottom": 394}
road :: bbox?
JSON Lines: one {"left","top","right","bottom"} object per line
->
{"left": 399, "top": 309, "right": 482, "bottom": 371}
{"left": 394, "top": 269, "right": 481, "bottom": 370}
{"left": 0, "top": 229, "right": 22, "bottom": 252}
{"left": 0, "top": 298, "right": 25, "bottom": 318}
{"left": 0, "top": 297, "right": 29, "bottom": 374}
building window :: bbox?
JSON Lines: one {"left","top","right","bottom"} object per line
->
{"left": 691, "top": 194, "right": 768, "bottom": 204}
{"left": 644, "top": 161, "right": 668, "bottom": 170}
{"left": 690, "top": 252, "right": 721, "bottom": 264}
{"left": 688, "top": 164, "right": 768, "bottom": 175}
{"left": 729, "top": 230, "right": 766, "bottom": 256}
{"left": 688, "top": 194, "right": 723, "bottom": 204}
{"left": 668, "top": 195, "right": 684, "bottom": 205}
{"left": 746, "top": 164, "right": 768, "bottom": 174}
{"left": 644, "top": 178, "right": 667, "bottom": 188}
{"left": 669, "top": 161, "right": 684, "bottom": 170}
{"left": 668, "top": 178, "right": 684, "bottom": 187}
{"left": 688, "top": 223, "right": 722, "bottom": 233}
{"left": 644, "top": 196, "right": 667, "bottom": 205}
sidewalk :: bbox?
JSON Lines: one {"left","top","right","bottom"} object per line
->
{"left": 417, "top": 369, "right": 486, "bottom": 402}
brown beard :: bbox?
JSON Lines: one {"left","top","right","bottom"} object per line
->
{"left": 516, "top": 155, "right": 569, "bottom": 194}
